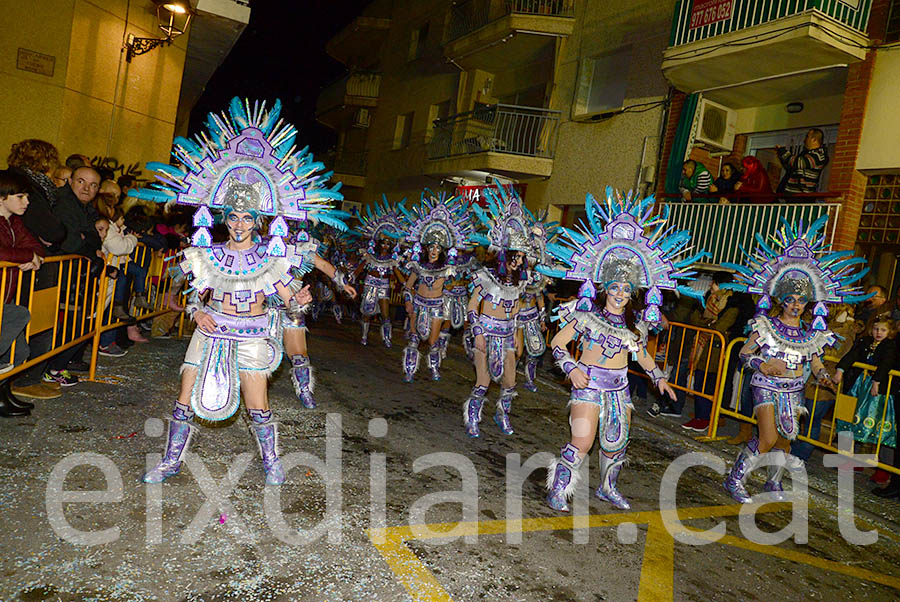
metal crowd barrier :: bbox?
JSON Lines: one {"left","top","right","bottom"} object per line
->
{"left": 87, "top": 244, "right": 185, "bottom": 381}
{"left": 0, "top": 244, "right": 186, "bottom": 386}
{"left": 0, "top": 254, "right": 99, "bottom": 381}
{"left": 709, "top": 337, "right": 900, "bottom": 477}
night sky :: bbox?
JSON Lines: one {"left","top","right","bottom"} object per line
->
{"left": 189, "top": 0, "right": 371, "bottom": 155}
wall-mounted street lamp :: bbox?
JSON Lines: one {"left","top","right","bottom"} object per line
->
{"left": 124, "top": 1, "right": 193, "bottom": 62}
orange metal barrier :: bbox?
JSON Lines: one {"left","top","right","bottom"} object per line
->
{"left": 709, "top": 337, "right": 900, "bottom": 477}
{"left": 0, "top": 254, "right": 100, "bottom": 381}
{"left": 0, "top": 245, "right": 186, "bottom": 386}
{"left": 87, "top": 244, "right": 185, "bottom": 381}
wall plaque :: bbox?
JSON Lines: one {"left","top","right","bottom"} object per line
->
{"left": 16, "top": 48, "right": 55, "bottom": 77}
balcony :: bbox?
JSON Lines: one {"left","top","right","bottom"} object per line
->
{"left": 326, "top": 15, "right": 391, "bottom": 66}
{"left": 444, "top": 0, "right": 575, "bottom": 71}
{"left": 426, "top": 104, "right": 560, "bottom": 179}
{"left": 315, "top": 72, "right": 381, "bottom": 131}
{"left": 661, "top": 0, "right": 871, "bottom": 108}
{"left": 327, "top": 151, "right": 367, "bottom": 189}
{"left": 659, "top": 195, "right": 841, "bottom": 267}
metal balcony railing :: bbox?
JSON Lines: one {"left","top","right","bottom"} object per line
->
{"left": 427, "top": 104, "right": 561, "bottom": 160}
{"left": 317, "top": 72, "right": 381, "bottom": 112}
{"left": 331, "top": 151, "right": 367, "bottom": 177}
{"left": 658, "top": 197, "right": 841, "bottom": 266}
{"left": 447, "top": 0, "right": 575, "bottom": 42}
{"left": 669, "top": 0, "right": 872, "bottom": 47}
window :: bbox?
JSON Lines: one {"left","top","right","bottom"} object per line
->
{"left": 392, "top": 112, "right": 414, "bottom": 150}
{"left": 408, "top": 22, "right": 430, "bottom": 61}
{"left": 887, "top": 0, "right": 900, "bottom": 44}
{"left": 426, "top": 100, "right": 451, "bottom": 141}
{"left": 573, "top": 46, "right": 632, "bottom": 119}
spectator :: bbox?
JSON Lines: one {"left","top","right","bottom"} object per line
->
{"left": 647, "top": 290, "right": 701, "bottom": 418}
{"left": 95, "top": 192, "right": 118, "bottom": 220}
{"left": 680, "top": 159, "right": 712, "bottom": 201}
{"left": 735, "top": 156, "right": 774, "bottom": 203}
{"left": 0, "top": 169, "right": 48, "bottom": 416}
{"left": 51, "top": 166, "right": 72, "bottom": 188}
{"left": 710, "top": 161, "right": 740, "bottom": 199}
{"left": 855, "top": 285, "right": 890, "bottom": 332}
{"left": 54, "top": 166, "right": 103, "bottom": 260}
{"left": 99, "top": 179, "right": 122, "bottom": 201}
{"left": 96, "top": 214, "right": 149, "bottom": 343}
{"left": 64, "top": 154, "right": 91, "bottom": 170}
{"left": 833, "top": 318, "right": 896, "bottom": 483}
{"left": 776, "top": 128, "right": 829, "bottom": 196}
{"left": 681, "top": 272, "right": 738, "bottom": 432}
{"left": 6, "top": 139, "right": 67, "bottom": 249}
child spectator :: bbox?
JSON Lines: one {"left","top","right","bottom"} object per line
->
{"left": 833, "top": 318, "right": 896, "bottom": 483}
{"left": 96, "top": 212, "right": 150, "bottom": 343}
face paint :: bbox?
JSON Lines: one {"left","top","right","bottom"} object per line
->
{"left": 606, "top": 281, "right": 632, "bottom": 311}
{"left": 782, "top": 295, "right": 807, "bottom": 318}
{"left": 226, "top": 212, "right": 256, "bottom": 243}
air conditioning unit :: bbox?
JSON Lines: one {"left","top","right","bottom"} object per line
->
{"left": 353, "top": 108, "right": 370, "bottom": 129}
{"left": 694, "top": 98, "right": 737, "bottom": 151}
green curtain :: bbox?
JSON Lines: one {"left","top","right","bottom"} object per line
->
{"left": 665, "top": 93, "right": 699, "bottom": 195}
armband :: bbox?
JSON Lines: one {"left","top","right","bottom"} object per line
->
{"left": 185, "top": 290, "right": 201, "bottom": 320}
{"left": 552, "top": 345, "right": 578, "bottom": 376}
{"left": 646, "top": 366, "right": 666, "bottom": 388}
{"left": 332, "top": 269, "right": 347, "bottom": 289}
{"left": 286, "top": 298, "right": 310, "bottom": 324}
{"left": 739, "top": 351, "right": 765, "bottom": 372}
{"left": 402, "top": 288, "right": 413, "bottom": 304}
{"left": 467, "top": 309, "right": 479, "bottom": 326}
{"left": 471, "top": 324, "right": 485, "bottom": 338}
{"left": 539, "top": 307, "right": 548, "bottom": 323}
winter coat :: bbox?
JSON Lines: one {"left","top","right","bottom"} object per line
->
{"left": 0, "top": 214, "right": 46, "bottom": 303}
{"left": 102, "top": 221, "right": 138, "bottom": 260}
{"left": 838, "top": 336, "right": 895, "bottom": 390}
{"left": 9, "top": 166, "right": 66, "bottom": 248}
{"left": 54, "top": 186, "right": 102, "bottom": 258}
{"left": 777, "top": 146, "right": 829, "bottom": 194}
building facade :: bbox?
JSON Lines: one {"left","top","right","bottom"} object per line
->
{"left": 320, "top": 0, "right": 900, "bottom": 288}
{"left": 0, "top": 0, "right": 249, "bottom": 180}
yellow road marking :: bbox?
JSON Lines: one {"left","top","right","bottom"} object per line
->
{"left": 366, "top": 503, "right": 900, "bottom": 602}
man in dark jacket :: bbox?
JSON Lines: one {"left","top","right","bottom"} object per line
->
{"left": 55, "top": 166, "right": 103, "bottom": 260}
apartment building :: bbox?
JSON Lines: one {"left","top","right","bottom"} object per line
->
{"left": 319, "top": 0, "right": 900, "bottom": 287}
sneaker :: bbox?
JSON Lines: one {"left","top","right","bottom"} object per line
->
{"left": 681, "top": 418, "right": 710, "bottom": 432}
{"left": 10, "top": 383, "right": 62, "bottom": 400}
{"left": 98, "top": 343, "right": 128, "bottom": 357}
{"left": 660, "top": 407, "right": 683, "bottom": 418}
{"left": 43, "top": 370, "right": 79, "bottom": 387}
{"left": 870, "top": 468, "right": 891, "bottom": 485}
{"left": 67, "top": 360, "right": 90, "bottom": 372}
{"left": 646, "top": 402, "right": 662, "bottom": 417}
{"left": 0, "top": 363, "right": 14, "bottom": 375}
{"left": 154, "top": 332, "right": 173, "bottom": 340}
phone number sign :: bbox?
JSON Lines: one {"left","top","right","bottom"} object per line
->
{"left": 689, "top": 0, "right": 734, "bottom": 29}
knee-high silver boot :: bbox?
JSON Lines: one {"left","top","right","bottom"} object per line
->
{"left": 546, "top": 443, "right": 583, "bottom": 512}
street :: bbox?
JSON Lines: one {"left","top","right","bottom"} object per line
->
{"left": 2, "top": 318, "right": 900, "bottom": 601}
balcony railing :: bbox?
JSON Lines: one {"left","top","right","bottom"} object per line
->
{"left": 427, "top": 104, "right": 561, "bottom": 160}
{"left": 447, "top": 0, "right": 575, "bottom": 42}
{"left": 330, "top": 151, "right": 367, "bottom": 177}
{"left": 658, "top": 196, "right": 841, "bottom": 266}
{"left": 669, "top": 0, "right": 872, "bottom": 47}
{"left": 317, "top": 72, "right": 381, "bottom": 112}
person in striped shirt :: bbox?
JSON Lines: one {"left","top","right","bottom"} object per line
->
{"left": 680, "top": 159, "right": 712, "bottom": 201}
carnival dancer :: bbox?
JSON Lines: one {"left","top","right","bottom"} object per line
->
{"left": 462, "top": 186, "right": 534, "bottom": 437}
{"left": 543, "top": 189, "right": 706, "bottom": 511}
{"left": 516, "top": 210, "right": 559, "bottom": 392}
{"left": 279, "top": 231, "right": 356, "bottom": 410}
{"left": 720, "top": 216, "right": 871, "bottom": 503}
{"left": 398, "top": 191, "right": 475, "bottom": 382}
{"left": 438, "top": 249, "right": 478, "bottom": 360}
{"left": 133, "top": 98, "right": 346, "bottom": 485}
{"left": 353, "top": 196, "right": 405, "bottom": 347}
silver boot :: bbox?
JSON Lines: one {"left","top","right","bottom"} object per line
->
{"left": 493, "top": 387, "right": 516, "bottom": 435}
{"left": 463, "top": 385, "right": 488, "bottom": 438}
{"left": 361, "top": 321, "right": 370, "bottom": 346}
{"left": 546, "top": 443, "right": 583, "bottom": 512}
{"left": 142, "top": 417, "right": 196, "bottom": 483}
{"left": 250, "top": 419, "right": 286, "bottom": 486}
{"left": 595, "top": 449, "right": 630, "bottom": 510}
{"left": 723, "top": 436, "right": 760, "bottom": 503}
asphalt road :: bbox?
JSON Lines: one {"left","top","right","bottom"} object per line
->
{"left": 2, "top": 316, "right": 899, "bottom": 601}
